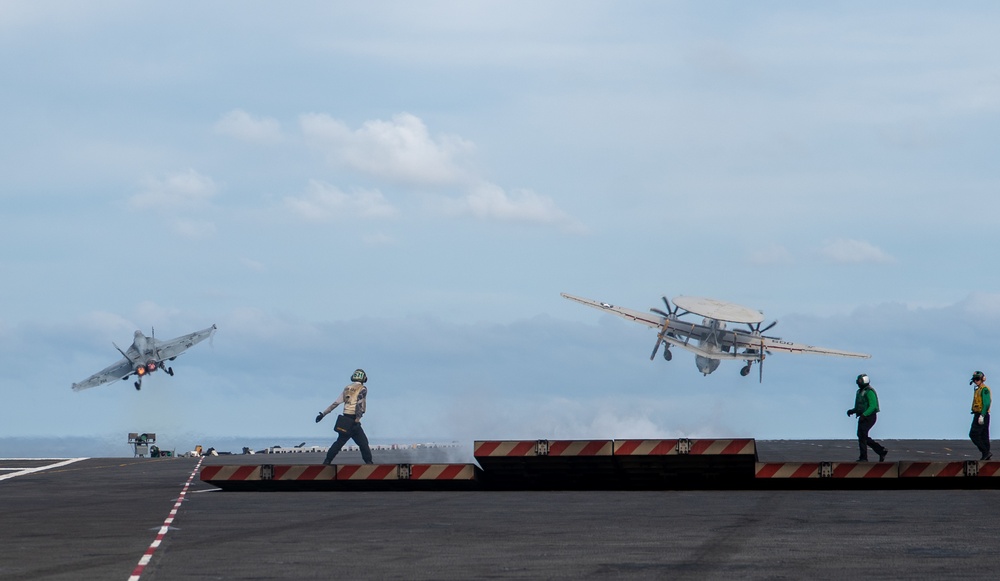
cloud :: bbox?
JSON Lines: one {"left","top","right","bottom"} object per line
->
{"left": 128, "top": 169, "right": 220, "bottom": 239}
{"left": 819, "top": 238, "right": 894, "bottom": 264}
{"left": 957, "top": 292, "right": 1000, "bottom": 318}
{"left": 284, "top": 179, "right": 398, "bottom": 222}
{"left": 443, "top": 182, "right": 587, "bottom": 232}
{"left": 130, "top": 169, "right": 218, "bottom": 211}
{"left": 300, "top": 112, "right": 474, "bottom": 187}
{"left": 748, "top": 243, "right": 794, "bottom": 266}
{"left": 297, "top": 112, "right": 584, "bottom": 230}
{"left": 213, "top": 109, "right": 283, "bottom": 143}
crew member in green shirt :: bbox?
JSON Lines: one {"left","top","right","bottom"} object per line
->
{"left": 847, "top": 374, "right": 887, "bottom": 462}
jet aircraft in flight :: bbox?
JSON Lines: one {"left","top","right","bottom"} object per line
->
{"left": 72, "top": 325, "right": 217, "bottom": 391}
{"left": 562, "top": 293, "right": 869, "bottom": 381}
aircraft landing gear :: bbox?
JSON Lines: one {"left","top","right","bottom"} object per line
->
{"left": 740, "top": 365, "right": 751, "bottom": 377}
{"left": 663, "top": 348, "right": 672, "bottom": 361}
{"left": 134, "top": 381, "right": 142, "bottom": 390}
{"left": 166, "top": 367, "right": 174, "bottom": 376}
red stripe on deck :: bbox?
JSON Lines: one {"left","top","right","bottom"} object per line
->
{"left": 232, "top": 465, "right": 258, "bottom": 480}
{"left": 900, "top": 462, "right": 931, "bottom": 478}
{"left": 720, "top": 439, "right": 752, "bottom": 455}
{"left": 474, "top": 441, "right": 501, "bottom": 456}
{"left": 199, "top": 465, "right": 222, "bottom": 481}
{"left": 755, "top": 464, "right": 781, "bottom": 478}
{"left": 509, "top": 441, "right": 535, "bottom": 456}
{"left": 298, "top": 465, "right": 328, "bottom": 480}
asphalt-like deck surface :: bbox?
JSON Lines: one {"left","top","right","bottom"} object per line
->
{"left": 2, "top": 440, "right": 997, "bottom": 580}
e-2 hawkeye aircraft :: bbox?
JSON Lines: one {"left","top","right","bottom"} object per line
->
{"left": 72, "top": 324, "right": 217, "bottom": 391}
{"left": 562, "top": 293, "right": 869, "bottom": 381}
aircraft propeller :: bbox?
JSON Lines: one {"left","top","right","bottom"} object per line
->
{"left": 649, "top": 296, "right": 682, "bottom": 361}
{"left": 747, "top": 320, "right": 779, "bottom": 335}
{"left": 759, "top": 336, "right": 765, "bottom": 382}
{"left": 650, "top": 296, "right": 680, "bottom": 319}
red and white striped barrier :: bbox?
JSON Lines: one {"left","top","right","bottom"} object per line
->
{"left": 755, "top": 462, "right": 896, "bottom": 479}
{"left": 688, "top": 439, "right": 756, "bottom": 456}
{"left": 547, "top": 440, "right": 613, "bottom": 456}
{"left": 409, "top": 464, "right": 478, "bottom": 481}
{"left": 200, "top": 464, "right": 263, "bottom": 482}
{"left": 615, "top": 439, "right": 756, "bottom": 456}
{"left": 476, "top": 439, "right": 754, "bottom": 458}
{"left": 826, "top": 462, "right": 897, "bottom": 479}
{"left": 899, "top": 462, "right": 966, "bottom": 478}
{"left": 474, "top": 440, "right": 542, "bottom": 457}
{"left": 269, "top": 465, "right": 336, "bottom": 481}
{"left": 336, "top": 464, "right": 404, "bottom": 481}
{"left": 755, "top": 462, "right": 822, "bottom": 479}
{"left": 977, "top": 462, "right": 1000, "bottom": 477}
{"left": 200, "top": 464, "right": 336, "bottom": 482}
{"left": 614, "top": 440, "right": 681, "bottom": 456}
{"left": 474, "top": 440, "right": 612, "bottom": 458}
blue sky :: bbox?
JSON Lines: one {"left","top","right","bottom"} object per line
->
{"left": 3, "top": 2, "right": 1000, "bottom": 454}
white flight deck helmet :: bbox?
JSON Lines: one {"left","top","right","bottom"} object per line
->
{"left": 351, "top": 368, "right": 368, "bottom": 383}
{"left": 856, "top": 374, "right": 870, "bottom": 388}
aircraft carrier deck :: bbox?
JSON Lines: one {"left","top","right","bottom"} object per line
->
{"left": 2, "top": 439, "right": 998, "bottom": 580}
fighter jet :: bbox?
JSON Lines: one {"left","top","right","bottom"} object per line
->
{"left": 72, "top": 325, "right": 217, "bottom": 391}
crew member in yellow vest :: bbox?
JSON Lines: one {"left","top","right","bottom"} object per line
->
{"left": 970, "top": 370, "right": 992, "bottom": 461}
{"left": 316, "top": 368, "right": 374, "bottom": 465}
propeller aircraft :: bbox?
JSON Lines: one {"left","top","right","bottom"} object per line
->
{"left": 562, "top": 293, "right": 869, "bottom": 381}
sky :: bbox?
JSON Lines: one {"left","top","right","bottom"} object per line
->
{"left": 3, "top": 2, "right": 1000, "bottom": 455}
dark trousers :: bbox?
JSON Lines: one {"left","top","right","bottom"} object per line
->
{"left": 970, "top": 413, "right": 991, "bottom": 458}
{"left": 324, "top": 421, "right": 373, "bottom": 464}
{"left": 857, "top": 413, "right": 886, "bottom": 460}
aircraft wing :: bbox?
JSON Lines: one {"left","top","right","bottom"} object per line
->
{"left": 564, "top": 292, "right": 871, "bottom": 361}
{"left": 72, "top": 357, "right": 133, "bottom": 391}
{"left": 154, "top": 324, "right": 217, "bottom": 362}
{"left": 561, "top": 293, "right": 663, "bottom": 328}
{"left": 760, "top": 336, "right": 870, "bottom": 359}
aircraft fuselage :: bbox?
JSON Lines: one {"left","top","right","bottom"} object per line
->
{"left": 695, "top": 317, "right": 725, "bottom": 375}
{"left": 121, "top": 331, "right": 169, "bottom": 387}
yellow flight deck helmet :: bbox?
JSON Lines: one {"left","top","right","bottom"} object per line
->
{"left": 351, "top": 369, "right": 368, "bottom": 383}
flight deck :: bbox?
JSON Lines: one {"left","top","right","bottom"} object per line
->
{"left": 3, "top": 440, "right": 999, "bottom": 580}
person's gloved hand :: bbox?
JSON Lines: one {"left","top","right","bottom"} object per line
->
{"left": 979, "top": 415, "right": 985, "bottom": 425}
{"left": 847, "top": 409, "right": 855, "bottom": 416}
{"left": 315, "top": 413, "right": 324, "bottom": 423}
